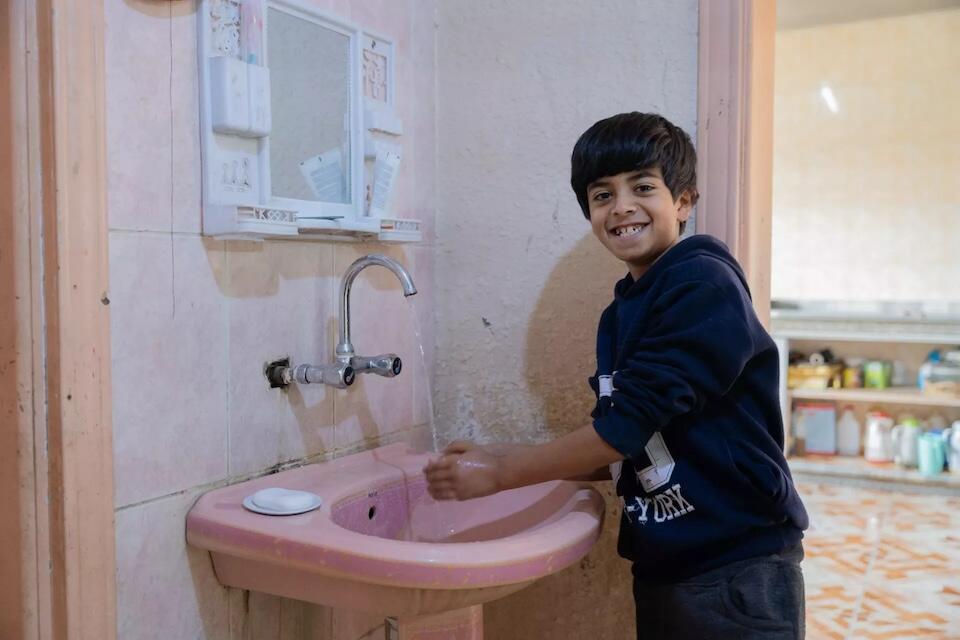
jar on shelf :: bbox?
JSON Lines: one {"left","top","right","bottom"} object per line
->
{"left": 863, "top": 360, "right": 892, "bottom": 389}
{"left": 842, "top": 358, "right": 864, "bottom": 389}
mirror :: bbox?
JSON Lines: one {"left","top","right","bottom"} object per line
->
{"left": 267, "top": 7, "right": 352, "bottom": 205}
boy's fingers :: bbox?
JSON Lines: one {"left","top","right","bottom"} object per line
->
{"left": 444, "top": 440, "right": 474, "bottom": 455}
{"left": 424, "top": 456, "right": 459, "bottom": 477}
{"left": 425, "top": 453, "right": 461, "bottom": 471}
{"left": 425, "top": 466, "right": 454, "bottom": 480}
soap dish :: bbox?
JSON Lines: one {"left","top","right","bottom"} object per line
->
{"left": 242, "top": 487, "right": 322, "bottom": 516}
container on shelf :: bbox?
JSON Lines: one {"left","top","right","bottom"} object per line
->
{"left": 918, "top": 350, "right": 940, "bottom": 391}
{"left": 891, "top": 416, "right": 922, "bottom": 467}
{"left": 917, "top": 432, "right": 946, "bottom": 477}
{"left": 836, "top": 406, "right": 861, "bottom": 456}
{"left": 945, "top": 422, "right": 960, "bottom": 474}
{"left": 842, "top": 359, "right": 864, "bottom": 389}
{"left": 863, "top": 360, "right": 892, "bottom": 389}
{"left": 788, "top": 364, "right": 842, "bottom": 390}
{"left": 864, "top": 410, "right": 895, "bottom": 463}
{"left": 794, "top": 402, "right": 836, "bottom": 455}
{"left": 925, "top": 359, "right": 960, "bottom": 399}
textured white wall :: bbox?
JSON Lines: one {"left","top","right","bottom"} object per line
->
{"left": 772, "top": 10, "right": 960, "bottom": 302}
{"left": 435, "top": 1, "right": 699, "bottom": 638}
{"left": 435, "top": 0, "right": 699, "bottom": 448}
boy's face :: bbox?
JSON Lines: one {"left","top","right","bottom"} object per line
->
{"left": 586, "top": 167, "right": 692, "bottom": 279}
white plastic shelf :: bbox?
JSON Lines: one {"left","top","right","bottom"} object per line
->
{"left": 789, "top": 387, "right": 960, "bottom": 408}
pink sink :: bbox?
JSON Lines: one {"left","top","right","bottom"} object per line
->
{"left": 186, "top": 443, "right": 605, "bottom": 629}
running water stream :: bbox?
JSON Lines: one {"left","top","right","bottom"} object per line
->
{"left": 406, "top": 299, "right": 453, "bottom": 541}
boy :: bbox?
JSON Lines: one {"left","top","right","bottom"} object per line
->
{"left": 424, "top": 112, "right": 808, "bottom": 639}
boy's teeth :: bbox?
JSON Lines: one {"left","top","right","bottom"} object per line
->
{"left": 615, "top": 224, "right": 645, "bottom": 237}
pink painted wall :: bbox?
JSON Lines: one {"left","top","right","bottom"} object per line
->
{"left": 105, "top": 1, "right": 435, "bottom": 638}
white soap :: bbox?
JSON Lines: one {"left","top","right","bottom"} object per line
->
{"left": 251, "top": 487, "right": 316, "bottom": 512}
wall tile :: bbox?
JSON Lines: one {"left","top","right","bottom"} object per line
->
{"left": 116, "top": 490, "right": 229, "bottom": 640}
{"left": 105, "top": 0, "right": 175, "bottom": 232}
{"left": 171, "top": 1, "right": 203, "bottom": 234}
{"left": 223, "top": 240, "right": 337, "bottom": 477}
{"left": 111, "top": 232, "right": 229, "bottom": 506}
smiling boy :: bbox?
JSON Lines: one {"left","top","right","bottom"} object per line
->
{"left": 425, "top": 112, "right": 808, "bottom": 639}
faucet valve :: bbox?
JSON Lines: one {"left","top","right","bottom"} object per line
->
{"left": 351, "top": 354, "right": 402, "bottom": 378}
{"left": 291, "top": 362, "right": 355, "bottom": 388}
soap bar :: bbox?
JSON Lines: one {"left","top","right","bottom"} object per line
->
{"left": 251, "top": 487, "right": 317, "bottom": 512}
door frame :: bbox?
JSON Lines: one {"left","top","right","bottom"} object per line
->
{"left": 2, "top": 0, "right": 116, "bottom": 638}
{"left": 697, "top": 0, "right": 776, "bottom": 326}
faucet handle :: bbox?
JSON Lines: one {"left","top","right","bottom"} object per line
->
{"left": 351, "top": 354, "right": 402, "bottom": 378}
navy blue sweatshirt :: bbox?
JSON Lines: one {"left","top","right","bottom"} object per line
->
{"left": 589, "top": 235, "right": 808, "bottom": 583}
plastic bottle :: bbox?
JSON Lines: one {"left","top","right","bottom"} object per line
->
{"left": 836, "top": 406, "right": 861, "bottom": 456}
{"left": 918, "top": 349, "right": 941, "bottom": 391}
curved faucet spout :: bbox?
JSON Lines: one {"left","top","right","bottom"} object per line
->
{"left": 336, "top": 254, "right": 417, "bottom": 362}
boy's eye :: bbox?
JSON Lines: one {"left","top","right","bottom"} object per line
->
{"left": 591, "top": 191, "right": 611, "bottom": 202}
{"left": 635, "top": 183, "right": 654, "bottom": 193}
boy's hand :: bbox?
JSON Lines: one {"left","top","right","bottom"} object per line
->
{"left": 423, "top": 441, "right": 504, "bottom": 501}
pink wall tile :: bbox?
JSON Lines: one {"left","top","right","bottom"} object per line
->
{"left": 105, "top": 0, "right": 175, "bottom": 232}
{"left": 115, "top": 489, "right": 229, "bottom": 640}
{"left": 222, "top": 240, "right": 338, "bottom": 476}
{"left": 110, "top": 232, "right": 229, "bottom": 507}
{"left": 171, "top": 1, "right": 203, "bottom": 234}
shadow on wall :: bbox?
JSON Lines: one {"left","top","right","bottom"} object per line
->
{"left": 489, "top": 237, "right": 633, "bottom": 640}
{"left": 524, "top": 233, "right": 624, "bottom": 437}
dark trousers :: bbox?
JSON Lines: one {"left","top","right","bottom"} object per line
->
{"left": 633, "top": 544, "right": 805, "bottom": 640}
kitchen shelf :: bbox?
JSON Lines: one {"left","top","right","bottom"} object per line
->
{"left": 789, "top": 387, "right": 960, "bottom": 408}
{"left": 775, "top": 329, "right": 960, "bottom": 344}
{"left": 788, "top": 455, "right": 960, "bottom": 492}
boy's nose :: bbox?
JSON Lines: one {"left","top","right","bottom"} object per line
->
{"left": 612, "top": 197, "right": 637, "bottom": 216}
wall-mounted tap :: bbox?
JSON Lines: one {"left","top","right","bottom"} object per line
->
{"left": 264, "top": 254, "right": 416, "bottom": 390}
{"left": 336, "top": 254, "right": 417, "bottom": 377}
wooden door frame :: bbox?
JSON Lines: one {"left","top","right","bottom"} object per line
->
{"left": 697, "top": 0, "right": 776, "bottom": 326}
{"left": 2, "top": 0, "right": 116, "bottom": 638}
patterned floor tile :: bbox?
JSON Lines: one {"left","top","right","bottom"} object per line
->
{"left": 797, "top": 482, "right": 960, "bottom": 640}
{"left": 849, "top": 581, "right": 958, "bottom": 639}
{"left": 871, "top": 535, "right": 955, "bottom": 581}
{"left": 804, "top": 534, "right": 876, "bottom": 581}
{"left": 806, "top": 583, "right": 862, "bottom": 640}
{"left": 885, "top": 495, "right": 960, "bottom": 533}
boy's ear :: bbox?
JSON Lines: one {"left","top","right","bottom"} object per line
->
{"left": 675, "top": 189, "right": 694, "bottom": 222}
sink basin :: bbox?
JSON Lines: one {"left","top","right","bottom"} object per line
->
{"left": 186, "top": 443, "right": 605, "bottom": 624}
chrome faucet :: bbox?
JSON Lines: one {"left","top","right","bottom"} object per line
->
{"left": 336, "top": 254, "right": 417, "bottom": 377}
{"left": 265, "top": 254, "right": 416, "bottom": 390}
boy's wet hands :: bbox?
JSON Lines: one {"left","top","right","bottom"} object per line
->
{"left": 423, "top": 441, "right": 502, "bottom": 501}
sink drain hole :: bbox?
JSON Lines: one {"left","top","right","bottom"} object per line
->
{"left": 368, "top": 505, "right": 376, "bottom": 519}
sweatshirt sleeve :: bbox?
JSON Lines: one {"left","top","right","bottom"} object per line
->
{"left": 593, "top": 279, "right": 760, "bottom": 459}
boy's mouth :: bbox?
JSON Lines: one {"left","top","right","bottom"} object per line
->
{"left": 610, "top": 223, "right": 649, "bottom": 238}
